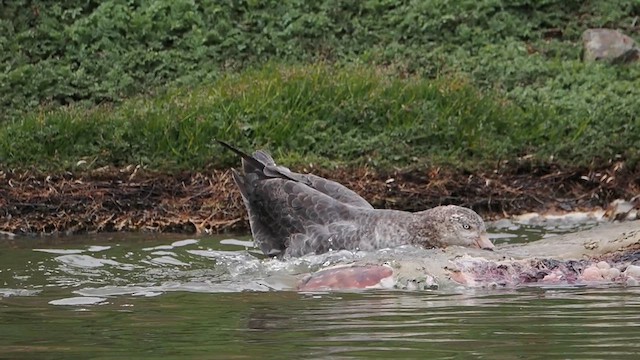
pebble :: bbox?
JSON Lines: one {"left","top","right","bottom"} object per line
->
{"left": 596, "top": 261, "right": 610, "bottom": 270}
{"left": 623, "top": 264, "right": 640, "bottom": 278}
{"left": 582, "top": 266, "right": 604, "bottom": 281}
{"left": 606, "top": 268, "right": 621, "bottom": 279}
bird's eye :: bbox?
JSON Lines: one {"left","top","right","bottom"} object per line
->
{"left": 462, "top": 224, "right": 471, "bottom": 230}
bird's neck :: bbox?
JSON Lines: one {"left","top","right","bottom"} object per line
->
{"left": 404, "top": 210, "right": 445, "bottom": 248}
{"left": 366, "top": 209, "right": 414, "bottom": 248}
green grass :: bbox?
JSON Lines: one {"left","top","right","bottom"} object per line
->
{"left": 1, "top": 1, "right": 639, "bottom": 172}
{"left": 2, "top": 0, "right": 639, "bottom": 119}
{"left": 1, "top": 63, "right": 638, "bottom": 172}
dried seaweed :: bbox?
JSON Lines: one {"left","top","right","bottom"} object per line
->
{"left": 1, "top": 162, "right": 638, "bottom": 236}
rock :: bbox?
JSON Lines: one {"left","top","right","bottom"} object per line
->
{"left": 606, "top": 267, "right": 620, "bottom": 279}
{"left": 582, "top": 28, "right": 639, "bottom": 64}
{"left": 582, "top": 266, "right": 604, "bottom": 281}
{"left": 624, "top": 264, "right": 640, "bottom": 279}
{"left": 605, "top": 199, "right": 639, "bottom": 221}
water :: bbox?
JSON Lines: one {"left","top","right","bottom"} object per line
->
{"left": 2, "top": 218, "right": 639, "bottom": 359}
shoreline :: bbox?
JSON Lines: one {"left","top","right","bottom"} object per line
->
{"left": 2, "top": 162, "right": 638, "bottom": 237}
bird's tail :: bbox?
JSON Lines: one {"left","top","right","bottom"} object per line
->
{"left": 216, "top": 139, "right": 266, "bottom": 174}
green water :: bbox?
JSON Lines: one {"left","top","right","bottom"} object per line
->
{"left": 2, "top": 220, "right": 639, "bottom": 359}
{"left": 3, "top": 289, "right": 640, "bottom": 359}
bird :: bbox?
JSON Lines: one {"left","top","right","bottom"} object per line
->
{"left": 218, "top": 140, "right": 494, "bottom": 258}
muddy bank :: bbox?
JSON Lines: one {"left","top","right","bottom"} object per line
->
{"left": 1, "top": 162, "right": 639, "bottom": 236}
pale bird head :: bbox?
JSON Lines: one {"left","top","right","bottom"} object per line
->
{"left": 421, "top": 205, "right": 494, "bottom": 250}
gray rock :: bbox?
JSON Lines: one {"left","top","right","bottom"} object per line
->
{"left": 582, "top": 28, "right": 639, "bottom": 64}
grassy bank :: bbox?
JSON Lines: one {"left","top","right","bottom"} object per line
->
{"left": 1, "top": 1, "right": 639, "bottom": 172}
{"left": 1, "top": 63, "right": 638, "bottom": 172}
{"left": 2, "top": 1, "right": 639, "bottom": 117}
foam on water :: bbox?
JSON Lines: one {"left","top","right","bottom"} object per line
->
{"left": 0, "top": 288, "right": 41, "bottom": 297}
{"left": 49, "top": 296, "right": 108, "bottom": 306}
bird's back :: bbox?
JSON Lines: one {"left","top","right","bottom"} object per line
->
{"left": 219, "top": 141, "right": 372, "bottom": 256}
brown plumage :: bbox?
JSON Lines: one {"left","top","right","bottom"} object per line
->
{"left": 219, "top": 141, "right": 494, "bottom": 258}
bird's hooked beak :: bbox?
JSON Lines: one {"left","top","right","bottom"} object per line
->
{"left": 475, "top": 234, "right": 494, "bottom": 251}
